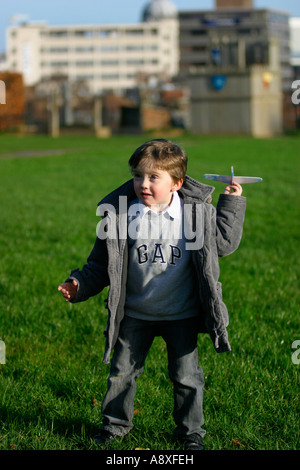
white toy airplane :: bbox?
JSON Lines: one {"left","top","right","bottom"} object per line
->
{"left": 203, "top": 166, "right": 263, "bottom": 185}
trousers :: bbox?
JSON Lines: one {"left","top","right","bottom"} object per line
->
{"left": 100, "top": 315, "right": 205, "bottom": 442}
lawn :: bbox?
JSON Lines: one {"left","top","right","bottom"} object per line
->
{"left": 0, "top": 133, "right": 299, "bottom": 451}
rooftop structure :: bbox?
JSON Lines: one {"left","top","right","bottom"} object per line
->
{"left": 142, "top": 0, "right": 178, "bottom": 21}
{"left": 215, "top": 0, "right": 253, "bottom": 9}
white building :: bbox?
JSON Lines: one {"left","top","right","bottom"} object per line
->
{"left": 290, "top": 18, "right": 300, "bottom": 67}
{"left": 5, "top": 0, "right": 179, "bottom": 94}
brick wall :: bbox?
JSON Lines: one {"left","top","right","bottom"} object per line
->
{"left": 142, "top": 106, "right": 171, "bottom": 131}
{"left": 0, "top": 73, "right": 25, "bottom": 131}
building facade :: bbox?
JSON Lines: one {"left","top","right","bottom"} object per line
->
{"left": 6, "top": 1, "right": 179, "bottom": 94}
{"left": 187, "top": 37, "right": 283, "bottom": 137}
{"left": 179, "top": 6, "right": 292, "bottom": 91}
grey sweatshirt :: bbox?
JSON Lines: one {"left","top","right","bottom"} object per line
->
{"left": 125, "top": 192, "right": 198, "bottom": 321}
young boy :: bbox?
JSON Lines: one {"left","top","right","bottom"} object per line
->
{"left": 58, "top": 139, "right": 246, "bottom": 450}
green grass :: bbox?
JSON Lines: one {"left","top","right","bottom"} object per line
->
{"left": 0, "top": 133, "right": 299, "bottom": 450}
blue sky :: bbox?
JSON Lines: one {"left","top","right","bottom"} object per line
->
{"left": 1, "top": 0, "right": 299, "bottom": 52}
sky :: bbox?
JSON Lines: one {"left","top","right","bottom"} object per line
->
{"left": 0, "top": 0, "right": 299, "bottom": 52}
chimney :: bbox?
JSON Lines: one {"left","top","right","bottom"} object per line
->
{"left": 216, "top": 0, "right": 253, "bottom": 8}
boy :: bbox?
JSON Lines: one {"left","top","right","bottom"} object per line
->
{"left": 58, "top": 139, "right": 246, "bottom": 450}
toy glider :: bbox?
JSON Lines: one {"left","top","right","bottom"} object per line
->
{"left": 203, "top": 166, "right": 263, "bottom": 185}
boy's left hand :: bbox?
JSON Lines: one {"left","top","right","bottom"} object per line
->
{"left": 58, "top": 280, "right": 78, "bottom": 301}
{"left": 224, "top": 182, "right": 243, "bottom": 196}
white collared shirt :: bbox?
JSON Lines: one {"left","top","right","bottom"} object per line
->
{"left": 136, "top": 190, "right": 182, "bottom": 220}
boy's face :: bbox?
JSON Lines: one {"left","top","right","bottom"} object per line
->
{"left": 132, "top": 163, "right": 183, "bottom": 211}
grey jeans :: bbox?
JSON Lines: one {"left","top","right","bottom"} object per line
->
{"left": 100, "top": 315, "right": 205, "bottom": 442}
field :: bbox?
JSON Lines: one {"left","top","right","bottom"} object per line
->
{"left": 0, "top": 133, "right": 299, "bottom": 451}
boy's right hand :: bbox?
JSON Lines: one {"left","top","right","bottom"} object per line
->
{"left": 58, "top": 280, "right": 78, "bottom": 302}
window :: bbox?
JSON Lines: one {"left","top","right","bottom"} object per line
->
{"left": 97, "top": 29, "right": 119, "bottom": 37}
{"left": 126, "top": 59, "right": 144, "bottom": 65}
{"left": 49, "top": 31, "right": 68, "bottom": 37}
{"left": 98, "top": 45, "right": 119, "bottom": 52}
{"left": 100, "top": 60, "right": 119, "bottom": 66}
{"left": 76, "top": 61, "right": 94, "bottom": 67}
{"left": 75, "top": 47, "right": 94, "bottom": 53}
{"left": 48, "top": 47, "right": 69, "bottom": 53}
{"left": 74, "top": 30, "right": 94, "bottom": 37}
{"left": 190, "top": 30, "right": 207, "bottom": 36}
{"left": 125, "top": 29, "right": 144, "bottom": 36}
{"left": 50, "top": 61, "right": 69, "bottom": 67}
{"left": 192, "top": 45, "right": 206, "bottom": 52}
{"left": 75, "top": 74, "right": 94, "bottom": 80}
{"left": 101, "top": 74, "right": 119, "bottom": 80}
{"left": 124, "top": 45, "right": 144, "bottom": 51}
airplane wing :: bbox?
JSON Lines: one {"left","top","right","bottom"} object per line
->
{"left": 203, "top": 166, "right": 263, "bottom": 184}
{"left": 203, "top": 174, "right": 263, "bottom": 184}
{"left": 203, "top": 174, "right": 233, "bottom": 184}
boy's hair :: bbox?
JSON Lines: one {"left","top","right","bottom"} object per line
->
{"left": 128, "top": 139, "right": 187, "bottom": 182}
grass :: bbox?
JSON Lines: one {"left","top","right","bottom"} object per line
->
{"left": 0, "top": 132, "right": 299, "bottom": 451}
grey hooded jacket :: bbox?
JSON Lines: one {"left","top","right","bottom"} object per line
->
{"left": 68, "top": 176, "right": 246, "bottom": 364}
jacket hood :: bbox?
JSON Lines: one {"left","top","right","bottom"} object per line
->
{"left": 98, "top": 175, "right": 215, "bottom": 211}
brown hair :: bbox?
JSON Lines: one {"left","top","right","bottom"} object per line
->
{"left": 128, "top": 139, "right": 187, "bottom": 182}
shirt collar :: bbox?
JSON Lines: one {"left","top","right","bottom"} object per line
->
{"left": 137, "top": 191, "right": 182, "bottom": 219}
